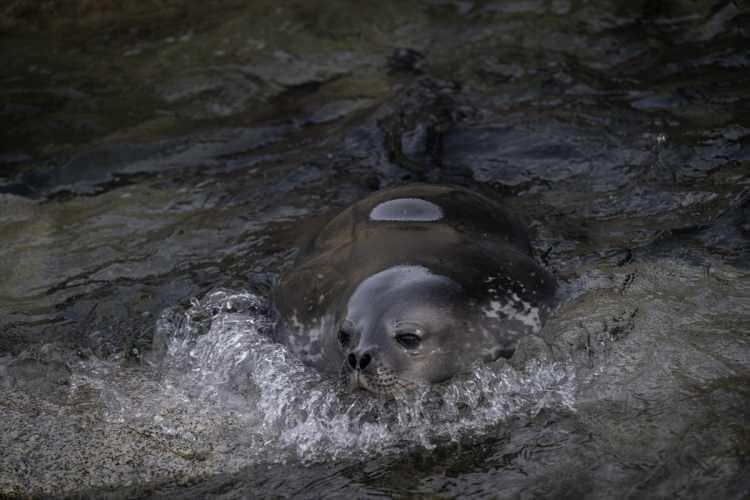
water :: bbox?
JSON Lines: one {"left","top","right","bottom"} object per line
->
{"left": 1, "top": 0, "right": 749, "bottom": 497}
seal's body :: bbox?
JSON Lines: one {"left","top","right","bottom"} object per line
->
{"left": 273, "top": 184, "right": 557, "bottom": 394}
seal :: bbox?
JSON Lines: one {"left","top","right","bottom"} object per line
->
{"left": 273, "top": 184, "right": 557, "bottom": 395}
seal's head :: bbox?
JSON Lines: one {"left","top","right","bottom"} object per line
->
{"left": 337, "top": 265, "right": 512, "bottom": 395}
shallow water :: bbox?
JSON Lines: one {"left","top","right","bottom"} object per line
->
{"left": 1, "top": 0, "right": 749, "bottom": 497}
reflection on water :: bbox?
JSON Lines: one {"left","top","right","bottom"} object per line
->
{"left": 1, "top": 0, "right": 749, "bottom": 497}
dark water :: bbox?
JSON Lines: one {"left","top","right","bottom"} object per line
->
{"left": 1, "top": 0, "right": 749, "bottom": 498}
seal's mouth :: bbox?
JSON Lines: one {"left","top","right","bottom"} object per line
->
{"left": 349, "top": 371, "right": 375, "bottom": 393}
{"left": 342, "top": 366, "right": 418, "bottom": 397}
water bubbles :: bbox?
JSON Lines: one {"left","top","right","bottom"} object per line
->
{"left": 0, "top": 277, "right": 580, "bottom": 494}
{"left": 147, "top": 289, "right": 578, "bottom": 462}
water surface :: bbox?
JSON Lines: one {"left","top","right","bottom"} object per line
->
{"left": 1, "top": 0, "right": 749, "bottom": 497}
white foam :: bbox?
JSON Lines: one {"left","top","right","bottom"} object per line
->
{"left": 54, "top": 289, "right": 575, "bottom": 482}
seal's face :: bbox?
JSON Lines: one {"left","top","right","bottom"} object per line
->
{"left": 337, "top": 265, "right": 498, "bottom": 395}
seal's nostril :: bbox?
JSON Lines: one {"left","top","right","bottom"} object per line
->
{"left": 359, "top": 353, "right": 371, "bottom": 369}
{"left": 348, "top": 353, "right": 357, "bottom": 369}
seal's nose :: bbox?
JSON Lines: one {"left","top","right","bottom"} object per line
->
{"left": 348, "top": 351, "right": 372, "bottom": 370}
{"left": 359, "top": 352, "right": 371, "bottom": 369}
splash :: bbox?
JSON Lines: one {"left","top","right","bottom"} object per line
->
{"left": 132, "top": 289, "right": 578, "bottom": 465}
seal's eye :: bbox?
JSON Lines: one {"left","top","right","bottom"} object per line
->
{"left": 396, "top": 333, "right": 421, "bottom": 349}
{"left": 338, "top": 330, "right": 352, "bottom": 346}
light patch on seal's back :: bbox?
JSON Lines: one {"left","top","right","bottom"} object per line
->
{"left": 286, "top": 311, "right": 327, "bottom": 362}
{"left": 484, "top": 292, "right": 542, "bottom": 332}
{"left": 369, "top": 198, "right": 443, "bottom": 222}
